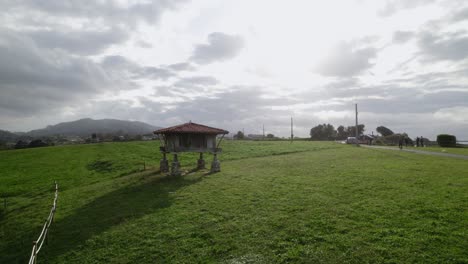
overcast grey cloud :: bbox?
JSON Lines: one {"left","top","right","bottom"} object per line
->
{"left": 168, "top": 62, "right": 196, "bottom": 72}
{"left": 393, "top": 31, "right": 415, "bottom": 44}
{"left": 100, "top": 55, "right": 185, "bottom": 81}
{"left": 26, "top": 27, "right": 129, "bottom": 55}
{"left": 66, "top": 86, "right": 294, "bottom": 136}
{"left": 2, "top": 0, "right": 187, "bottom": 28}
{"left": 139, "top": 86, "right": 294, "bottom": 133}
{"left": 1, "top": 0, "right": 468, "bottom": 140}
{"left": 0, "top": 0, "right": 190, "bottom": 120}
{"left": 315, "top": 42, "right": 377, "bottom": 77}
{"left": 451, "top": 7, "right": 468, "bottom": 22}
{"left": 418, "top": 31, "right": 468, "bottom": 61}
{"left": 378, "top": 0, "right": 438, "bottom": 17}
{"left": 135, "top": 67, "right": 175, "bottom": 81}
{"left": 174, "top": 76, "right": 219, "bottom": 89}
{"left": 0, "top": 30, "right": 112, "bottom": 115}
{"left": 190, "top": 32, "right": 244, "bottom": 64}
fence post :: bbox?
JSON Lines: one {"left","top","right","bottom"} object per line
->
{"left": 28, "top": 182, "right": 58, "bottom": 264}
{"left": 32, "top": 241, "right": 37, "bottom": 264}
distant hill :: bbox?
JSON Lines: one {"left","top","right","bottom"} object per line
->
{"left": 26, "top": 118, "right": 160, "bottom": 137}
{"left": 0, "top": 130, "right": 20, "bottom": 142}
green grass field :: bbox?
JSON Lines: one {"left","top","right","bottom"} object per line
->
{"left": 0, "top": 141, "right": 467, "bottom": 263}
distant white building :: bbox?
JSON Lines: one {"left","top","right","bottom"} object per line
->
{"left": 247, "top": 134, "right": 263, "bottom": 139}
{"left": 142, "top": 134, "right": 157, "bottom": 141}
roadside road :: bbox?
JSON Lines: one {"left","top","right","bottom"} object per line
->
{"left": 361, "top": 145, "right": 468, "bottom": 160}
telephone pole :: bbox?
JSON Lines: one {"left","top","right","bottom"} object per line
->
{"left": 355, "top": 104, "right": 359, "bottom": 146}
{"left": 290, "top": 117, "right": 294, "bottom": 143}
{"left": 262, "top": 124, "right": 265, "bottom": 140}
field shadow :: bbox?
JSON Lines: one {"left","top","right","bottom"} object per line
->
{"left": 41, "top": 172, "right": 205, "bottom": 261}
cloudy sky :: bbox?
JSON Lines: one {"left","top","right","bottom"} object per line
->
{"left": 1, "top": 0, "right": 468, "bottom": 139}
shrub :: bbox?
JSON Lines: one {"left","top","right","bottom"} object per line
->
{"left": 437, "top": 134, "right": 457, "bottom": 147}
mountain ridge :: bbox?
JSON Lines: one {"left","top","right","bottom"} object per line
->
{"left": 1, "top": 118, "right": 161, "bottom": 141}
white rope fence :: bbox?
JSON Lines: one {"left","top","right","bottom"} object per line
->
{"left": 28, "top": 181, "right": 58, "bottom": 264}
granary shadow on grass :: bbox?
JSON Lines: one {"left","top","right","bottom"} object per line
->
{"left": 40, "top": 172, "right": 205, "bottom": 262}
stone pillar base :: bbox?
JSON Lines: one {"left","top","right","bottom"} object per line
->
{"left": 197, "top": 153, "right": 206, "bottom": 169}
{"left": 210, "top": 154, "right": 221, "bottom": 173}
{"left": 171, "top": 154, "right": 181, "bottom": 176}
{"left": 160, "top": 159, "right": 169, "bottom": 173}
{"left": 160, "top": 152, "right": 169, "bottom": 173}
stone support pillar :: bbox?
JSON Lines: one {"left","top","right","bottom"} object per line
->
{"left": 171, "top": 154, "right": 181, "bottom": 176}
{"left": 197, "top": 153, "right": 206, "bottom": 169}
{"left": 160, "top": 152, "right": 169, "bottom": 173}
{"left": 210, "top": 153, "right": 221, "bottom": 173}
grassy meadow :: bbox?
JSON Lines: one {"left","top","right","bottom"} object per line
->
{"left": 0, "top": 140, "right": 467, "bottom": 263}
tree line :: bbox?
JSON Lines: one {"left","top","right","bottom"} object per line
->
{"left": 309, "top": 124, "right": 399, "bottom": 141}
{"left": 310, "top": 124, "right": 365, "bottom": 140}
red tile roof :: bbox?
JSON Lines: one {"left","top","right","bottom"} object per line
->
{"left": 154, "top": 122, "right": 229, "bottom": 135}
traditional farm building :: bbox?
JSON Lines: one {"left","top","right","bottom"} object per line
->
{"left": 154, "top": 122, "right": 229, "bottom": 175}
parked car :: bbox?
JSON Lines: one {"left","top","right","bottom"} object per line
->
{"left": 346, "top": 137, "right": 358, "bottom": 144}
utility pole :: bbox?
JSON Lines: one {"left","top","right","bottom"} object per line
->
{"left": 355, "top": 104, "right": 359, "bottom": 146}
{"left": 290, "top": 117, "right": 294, "bottom": 143}
{"left": 263, "top": 124, "right": 265, "bottom": 140}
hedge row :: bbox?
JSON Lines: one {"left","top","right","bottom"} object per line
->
{"left": 436, "top": 134, "right": 457, "bottom": 147}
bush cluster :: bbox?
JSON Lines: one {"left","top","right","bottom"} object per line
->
{"left": 436, "top": 134, "right": 457, "bottom": 147}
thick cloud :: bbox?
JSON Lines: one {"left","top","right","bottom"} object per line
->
{"left": 100, "top": 55, "right": 177, "bottom": 81}
{"left": 351, "top": 90, "right": 468, "bottom": 115}
{"left": 299, "top": 71, "right": 468, "bottom": 118}
{"left": 0, "top": 0, "right": 192, "bottom": 119}
{"left": 135, "top": 67, "right": 175, "bottom": 81}
{"left": 433, "top": 106, "right": 468, "bottom": 123}
{"left": 139, "top": 86, "right": 294, "bottom": 133}
{"left": 417, "top": 31, "right": 468, "bottom": 61}
{"left": 0, "top": 30, "right": 111, "bottom": 115}
{"left": 26, "top": 27, "right": 129, "bottom": 55}
{"left": 378, "top": 0, "right": 437, "bottom": 17}
{"left": 0, "top": 33, "right": 180, "bottom": 118}
{"left": 190, "top": 32, "right": 244, "bottom": 64}
{"left": 315, "top": 42, "right": 377, "bottom": 77}
{"left": 101, "top": 55, "right": 138, "bottom": 71}
{"left": 57, "top": 86, "right": 294, "bottom": 136}
{"left": 2, "top": 0, "right": 187, "bottom": 28}
{"left": 0, "top": 0, "right": 188, "bottom": 60}
{"left": 174, "top": 76, "right": 219, "bottom": 89}
{"left": 77, "top": 99, "right": 166, "bottom": 123}
{"left": 1, "top": 0, "right": 468, "bottom": 140}
{"left": 451, "top": 7, "right": 468, "bottom": 22}
{"left": 152, "top": 76, "right": 221, "bottom": 100}
{"left": 393, "top": 31, "right": 415, "bottom": 44}
{"left": 168, "top": 62, "right": 196, "bottom": 72}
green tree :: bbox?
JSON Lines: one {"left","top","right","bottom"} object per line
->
{"left": 235, "top": 131, "right": 244, "bottom": 140}
{"left": 336, "top": 125, "right": 348, "bottom": 140}
{"left": 310, "top": 124, "right": 335, "bottom": 140}
{"left": 347, "top": 124, "right": 365, "bottom": 137}
{"left": 376, "top": 126, "right": 394, "bottom": 136}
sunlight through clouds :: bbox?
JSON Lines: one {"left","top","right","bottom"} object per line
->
{"left": 0, "top": 0, "right": 468, "bottom": 139}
